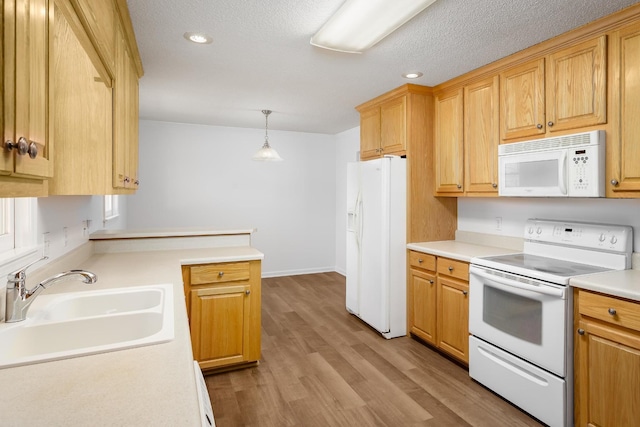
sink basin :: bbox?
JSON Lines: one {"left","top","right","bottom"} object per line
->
{"left": 0, "top": 284, "right": 174, "bottom": 369}
{"left": 33, "top": 286, "right": 164, "bottom": 321}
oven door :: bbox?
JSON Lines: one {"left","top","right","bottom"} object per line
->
{"left": 469, "top": 265, "right": 568, "bottom": 376}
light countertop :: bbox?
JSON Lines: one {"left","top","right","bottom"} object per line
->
{"left": 407, "top": 240, "right": 519, "bottom": 262}
{"left": 90, "top": 227, "right": 256, "bottom": 240}
{"left": 0, "top": 245, "right": 263, "bottom": 426}
{"left": 571, "top": 269, "right": 640, "bottom": 302}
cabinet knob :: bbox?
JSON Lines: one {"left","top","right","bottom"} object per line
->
{"left": 429, "top": 280, "right": 434, "bottom": 285}
{"left": 608, "top": 308, "right": 617, "bottom": 316}
{"left": 536, "top": 123, "right": 543, "bottom": 129}
{"left": 134, "top": 179, "right": 140, "bottom": 186}
{"left": 462, "top": 290, "right": 468, "bottom": 296}
{"left": 4, "top": 140, "right": 17, "bottom": 152}
{"left": 577, "top": 328, "right": 585, "bottom": 335}
{"left": 448, "top": 266, "right": 454, "bottom": 272}
{"left": 124, "top": 177, "right": 130, "bottom": 183}
{"left": 547, "top": 121, "right": 554, "bottom": 127}
{"left": 418, "top": 259, "right": 423, "bottom": 263}
{"left": 492, "top": 183, "right": 497, "bottom": 188}
{"left": 610, "top": 179, "right": 619, "bottom": 186}
{"left": 16, "top": 137, "right": 29, "bottom": 156}
{"left": 456, "top": 184, "right": 462, "bottom": 189}
{"left": 218, "top": 271, "right": 224, "bottom": 277}
{"left": 27, "top": 141, "right": 38, "bottom": 159}
{"left": 245, "top": 289, "right": 251, "bottom": 295}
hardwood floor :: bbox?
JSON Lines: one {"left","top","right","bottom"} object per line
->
{"left": 205, "top": 272, "right": 544, "bottom": 427}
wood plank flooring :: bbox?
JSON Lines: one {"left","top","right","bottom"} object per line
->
{"left": 205, "top": 272, "right": 545, "bottom": 427}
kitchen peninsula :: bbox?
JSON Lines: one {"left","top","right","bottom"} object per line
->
{"left": 0, "top": 229, "right": 263, "bottom": 426}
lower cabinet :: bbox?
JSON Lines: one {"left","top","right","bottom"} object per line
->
{"left": 408, "top": 251, "right": 470, "bottom": 364}
{"left": 182, "top": 259, "right": 261, "bottom": 372}
{"left": 575, "top": 289, "right": 640, "bottom": 426}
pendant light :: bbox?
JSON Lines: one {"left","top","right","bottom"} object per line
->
{"left": 252, "top": 110, "right": 283, "bottom": 162}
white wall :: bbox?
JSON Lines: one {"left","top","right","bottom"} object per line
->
{"left": 126, "top": 120, "right": 337, "bottom": 276}
{"left": 459, "top": 197, "right": 640, "bottom": 250}
{"left": 334, "top": 127, "right": 360, "bottom": 275}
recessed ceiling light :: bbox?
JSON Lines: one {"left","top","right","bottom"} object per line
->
{"left": 403, "top": 72, "right": 423, "bottom": 79}
{"left": 183, "top": 32, "right": 212, "bottom": 44}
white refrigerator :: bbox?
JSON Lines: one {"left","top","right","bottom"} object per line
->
{"left": 346, "top": 156, "right": 406, "bottom": 339}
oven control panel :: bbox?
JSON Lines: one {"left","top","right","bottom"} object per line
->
{"left": 524, "top": 219, "right": 633, "bottom": 253}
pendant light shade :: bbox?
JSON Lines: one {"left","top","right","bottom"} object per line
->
{"left": 252, "top": 110, "right": 283, "bottom": 162}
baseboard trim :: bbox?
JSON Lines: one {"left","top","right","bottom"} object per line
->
{"left": 262, "top": 266, "right": 338, "bottom": 278}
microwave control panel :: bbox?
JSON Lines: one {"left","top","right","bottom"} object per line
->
{"left": 567, "top": 144, "right": 605, "bottom": 197}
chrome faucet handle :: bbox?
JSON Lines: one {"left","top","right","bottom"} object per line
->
{"left": 7, "top": 256, "right": 49, "bottom": 284}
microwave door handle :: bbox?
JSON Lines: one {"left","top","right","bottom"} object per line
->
{"left": 471, "top": 267, "right": 565, "bottom": 298}
{"left": 559, "top": 151, "right": 568, "bottom": 195}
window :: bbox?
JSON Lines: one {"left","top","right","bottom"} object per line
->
{"left": 104, "top": 195, "right": 119, "bottom": 221}
{"left": 0, "top": 197, "right": 37, "bottom": 258}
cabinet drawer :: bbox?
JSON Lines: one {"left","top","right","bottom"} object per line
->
{"left": 190, "top": 262, "right": 251, "bottom": 285}
{"left": 579, "top": 290, "right": 640, "bottom": 332}
{"left": 409, "top": 251, "right": 436, "bottom": 270}
{"left": 437, "top": 257, "right": 469, "bottom": 281}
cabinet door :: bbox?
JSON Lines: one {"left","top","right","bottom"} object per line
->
{"left": 437, "top": 276, "right": 469, "bottom": 363}
{"left": 609, "top": 23, "right": 640, "bottom": 194}
{"left": 380, "top": 95, "right": 406, "bottom": 155}
{"left": 3, "top": 0, "right": 53, "bottom": 178}
{"left": 500, "top": 58, "right": 546, "bottom": 140}
{"left": 576, "top": 319, "right": 640, "bottom": 427}
{"left": 464, "top": 76, "right": 499, "bottom": 194}
{"left": 409, "top": 267, "right": 437, "bottom": 345}
{"left": 434, "top": 88, "right": 464, "bottom": 194}
{"left": 359, "top": 107, "right": 381, "bottom": 160}
{"left": 546, "top": 35, "right": 606, "bottom": 132}
{"left": 190, "top": 284, "right": 251, "bottom": 370}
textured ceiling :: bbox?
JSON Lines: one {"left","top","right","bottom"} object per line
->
{"left": 127, "top": 0, "right": 640, "bottom": 135}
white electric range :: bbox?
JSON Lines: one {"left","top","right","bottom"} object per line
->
{"left": 468, "top": 219, "right": 633, "bottom": 427}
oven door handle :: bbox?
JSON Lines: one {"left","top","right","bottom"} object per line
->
{"left": 471, "top": 267, "right": 565, "bottom": 298}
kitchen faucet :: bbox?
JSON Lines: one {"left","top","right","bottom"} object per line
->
{"left": 5, "top": 256, "right": 97, "bottom": 323}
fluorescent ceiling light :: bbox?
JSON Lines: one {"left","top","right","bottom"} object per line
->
{"left": 311, "top": 0, "right": 437, "bottom": 53}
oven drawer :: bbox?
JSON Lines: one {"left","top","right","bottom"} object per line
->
{"left": 469, "top": 336, "right": 567, "bottom": 427}
{"left": 409, "top": 251, "right": 436, "bottom": 271}
{"left": 578, "top": 290, "right": 640, "bottom": 332}
{"left": 437, "top": 257, "right": 469, "bottom": 281}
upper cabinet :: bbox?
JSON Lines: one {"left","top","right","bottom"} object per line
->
{"left": 434, "top": 88, "right": 464, "bottom": 195}
{"left": 1, "top": 0, "right": 53, "bottom": 196}
{"left": 434, "top": 77, "right": 499, "bottom": 197}
{"left": 608, "top": 21, "right": 640, "bottom": 196}
{"left": 500, "top": 36, "right": 607, "bottom": 142}
{"left": 357, "top": 93, "right": 407, "bottom": 160}
{"left": 48, "top": 0, "right": 142, "bottom": 195}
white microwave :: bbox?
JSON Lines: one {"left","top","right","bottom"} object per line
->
{"left": 498, "top": 130, "right": 605, "bottom": 197}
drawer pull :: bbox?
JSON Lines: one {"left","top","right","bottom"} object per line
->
{"left": 448, "top": 266, "right": 454, "bottom": 272}
{"left": 577, "top": 328, "right": 585, "bottom": 335}
{"left": 462, "top": 290, "right": 468, "bottom": 296}
{"left": 245, "top": 289, "right": 251, "bottom": 295}
{"left": 218, "top": 271, "right": 224, "bottom": 277}
{"left": 608, "top": 308, "right": 617, "bottom": 316}
{"left": 418, "top": 259, "right": 423, "bottom": 264}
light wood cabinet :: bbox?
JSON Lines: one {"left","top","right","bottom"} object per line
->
{"left": 434, "top": 88, "right": 464, "bottom": 195}
{"left": 1, "top": 0, "right": 53, "bottom": 196}
{"left": 70, "top": 0, "right": 116, "bottom": 77}
{"left": 575, "top": 289, "right": 640, "bottom": 427}
{"left": 48, "top": 0, "right": 140, "bottom": 195}
{"left": 500, "top": 36, "right": 606, "bottom": 141}
{"left": 357, "top": 94, "right": 407, "bottom": 160}
{"left": 464, "top": 76, "right": 499, "bottom": 194}
{"left": 408, "top": 251, "right": 469, "bottom": 364}
{"left": 608, "top": 21, "right": 640, "bottom": 196}
{"left": 183, "top": 260, "right": 262, "bottom": 372}
{"left": 408, "top": 252, "right": 437, "bottom": 345}
{"left": 113, "top": 18, "right": 139, "bottom": 190}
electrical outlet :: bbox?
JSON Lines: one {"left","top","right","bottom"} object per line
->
{"left": 495, "top": 217, "right": 502, "bottom": 231}
{"left": 63, "top": 227, "right": 68, "bottom": 247}
{"left": 43, "top": 232, "right": 50, "bottom": 256}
